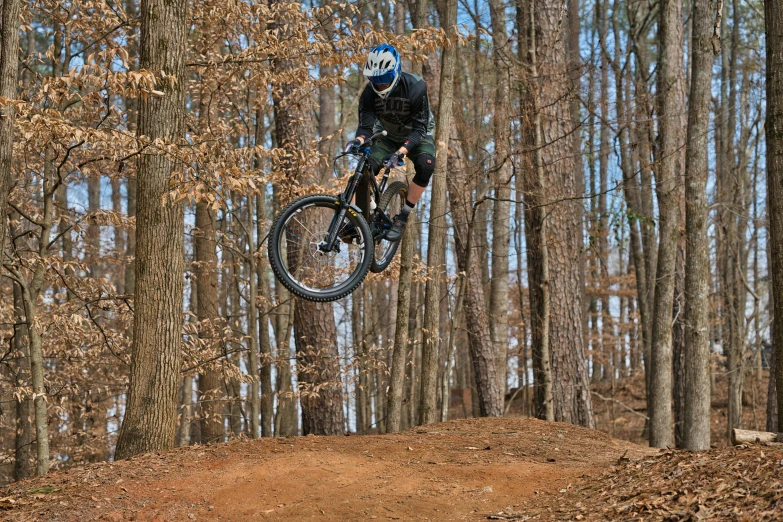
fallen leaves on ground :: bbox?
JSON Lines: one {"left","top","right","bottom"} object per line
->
{"left": 524, "top": 442, "right": 783, "bottom": 521}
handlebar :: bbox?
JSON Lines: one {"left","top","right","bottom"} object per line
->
{"left": 335, "top": 130, "right": 404, "bottom": 168}
{"left": 337, "top": 130, "right": 387, "bottom": 159}
{"left": 368, "top": 130, "right": 387, "bottom": 143}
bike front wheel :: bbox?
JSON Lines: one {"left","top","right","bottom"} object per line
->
{"left": 268, "top": 194, "right": 373, "bottom": 302}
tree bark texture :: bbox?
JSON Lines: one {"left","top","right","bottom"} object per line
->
{"left": 387, "top": 212, "right": 416, "bottom": 432}
{"left": 682, "top": 0, "right": 715, "bottom": 451}
{"left": 628, "top": 0, "right": 658, "bottom": 412}
{"left": 597, "top": 0, "right": 611, "bottom": 383}
{"left": 13, "top": 282, "right": 34, "bottom": 480}
{"left": 766, "top": 0, "right": 783, "bottom": 433}
{"left": 115, "top": 0, "right": 187, "bottom": 459}
{"left": 194, "top": 203, "right": 224, "bottom": 443}
{"left": 419, "top": 0, "right": 457, "bottom": 425}
{"left": 256, "top": 193, "right": 274, "bottom": 438}
{"left": 447, "top": 130, "right": 503, "bottom": 417}
{"left": 178, "top": 374, "right": 193, "bottom": 446}
{"left": 649, "top": 0, "right": 685, "bottom": 448}
{"left": 525, "top": 0, "right": 593, "bottom": 427}
{"left": 0, "top": 0, "right": 22, "bottom": 264}
{"left": 768, "top": 337, "right": 778, "bottom": 432}
{"left": 21, "top": 283, "right": 49, "bottom": 474}
{"left": 246, "top": 196, "right": 261, "bottom": 438}
{"left": 294, "top": 302, "right": 345, "bottom": 435}
{"left": 488, "top": 0, "right": 511, "bottom": 395}
{"left": 612, "top": 14, "right": 649, "bottom": 387}
{"left": 272, "top": 26, "right": 344, "bottom": 435}
{"left": 719, "top": 0, "right": 750, "bottom": 441}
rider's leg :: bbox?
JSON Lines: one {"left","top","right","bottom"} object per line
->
{"left": 386, "top": 141, "right": 436, "bottom": 241}
{"left": 407, "top": 155, "right": 435, "bottom": 202}
{"left": 368, "top": 137, "right": 396, "bottom": 175}
{"left": 398, "top": 137, "right": 436, "bottom": 214}
{"left": 399, "top": 152, "right": 434, "bottom": 217}
{"left": 404, "top": 134, "right": 436, "bottom": 201}
{"left": 405, "top": 134, "right": 437, "bottom": 203}
{"left": 342, "top": 139, "right": 397, "bottom": 242}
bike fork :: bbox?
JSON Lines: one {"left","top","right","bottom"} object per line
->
{"left": 320, "top": 166, "right": 365, "bottom": 252}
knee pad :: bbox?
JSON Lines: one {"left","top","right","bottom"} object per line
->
{"left": 412, "top": 154, "right": 436, "bottom": 187}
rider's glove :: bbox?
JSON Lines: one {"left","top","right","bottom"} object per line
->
{"left": 383, "top": 151, "right": 404, "bottom": 169}
{"left": 344, "top": 138, "right": 364, "bottom": 153}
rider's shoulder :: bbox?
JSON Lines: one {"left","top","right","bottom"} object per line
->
{"left": 401, "top": 72, "right": 425, "bottom": 84}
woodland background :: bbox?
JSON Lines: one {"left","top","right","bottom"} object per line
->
{"left": 0, "top": 0, "right": 781, "bottom": 483}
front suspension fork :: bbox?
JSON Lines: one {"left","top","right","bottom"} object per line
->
{"left": 321, "top": 164, "right": 366, "bottom": 252}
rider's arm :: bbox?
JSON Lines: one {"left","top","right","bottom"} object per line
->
{"left": 399, "top": 81, "right": 430, "bottom": 154}
{"left": 355, "top": 86, "right": 377, "bottom": 144}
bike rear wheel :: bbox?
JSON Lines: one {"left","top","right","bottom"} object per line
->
{"left": 268, "top": 194, "right": 373, "bottom": 302}
{"left": 370, "top": 181, "right": 408, "bottom": 273}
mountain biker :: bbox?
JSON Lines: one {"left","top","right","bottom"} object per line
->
{"left": 344, "top": 44, "right": 436, "bottom": 242}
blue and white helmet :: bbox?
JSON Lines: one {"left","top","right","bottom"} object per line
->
{"left": 363, "top": 44, "right": 401, "bottom": 99}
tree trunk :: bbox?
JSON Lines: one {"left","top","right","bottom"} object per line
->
{"left": 269, "top": 13, "right": 343, "bottom": 434}
{"left": 447, "top": 130, "right": 503, "bottom": 417}
{"left": 353, "top": 289, "right": 367, "bottom": 433}
{"left": 115, "top": 0, "right": 188, "bottom": 459}
{"left": 766, "top": 0, "right": 783, "bottom": 433}
{"left": 719, "top": 0, "right": 748, "bottom": 443}
{"left": 271, "top": 197, "right": 297, "bottom": 436}
{"left": 612, "top": 9, "right": 648, "bottom": 384}
{"left": 111, "top": 177, "right": 126, "bottom": 295}
{"left": 194, "top": 202, "right": 224, "bottom": 443}
{"left": 649, "top": 0, "right": 685, "bottom": 448}
{"left": 628, "top": 0, "right": 658, "bottom": 420}
{"left": 178, "top": 374, "right": 194, "bottom": 446}
{"left": 228, "top": 261, "right": 245, "bottom": 435}
{"left": 294, "top": 300, "right": 345, "bottom": 435}
{"left": 597, "top": 0, "right": 611, "bottom": 383}
{"left": 768, "top": 215, "right": 777, "bottom": 433}
{"left": 246, "top": 195, "right": 261, "bottom": 438}
{"left": 524, "top": 0, "right": 593, "bottom": 426}
{"left": 21, "top": 284, "right": 49, "bottom": 474}
{"left": 419, "top": 0, "right": 458, "bottom": 425}
{"left": 768, "top": 344, "right": 778, "bottom": 431}
{"left": 122, "top": 0, "right": 138, "bottom": 298}
{"left": 682, "top": 0, "right": 715, "bottom": 451}
{"left": 387, "top": 212, "right": 417, "bottom": 432}
{"left": 87, "top": 173, "right": 102, "bottom": 277}
{"left": 0, "top": 0, "right": 22, "bottom": 263}
{"left": 13, "top": 282, "right": 34, "bottom": 480}
{"left": 256, "top": 193, "right": 274, "bottom": 438}
{"left": 672, "top": 244, "right": 686, "bottom": 448}
{"left": 489, "top": 0, "right": 511, "bottom": 395}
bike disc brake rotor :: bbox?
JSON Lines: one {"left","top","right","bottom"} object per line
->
{"left": 280, "top": 203, "right": 365, "bottom": 293}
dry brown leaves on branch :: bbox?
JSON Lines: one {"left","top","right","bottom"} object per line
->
{"left": 524, "top": 443, "right": 783, "bottom": 521}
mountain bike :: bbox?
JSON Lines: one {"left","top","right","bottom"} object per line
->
{"left": 268, "top": 131, "right": 408, "bottom": 302}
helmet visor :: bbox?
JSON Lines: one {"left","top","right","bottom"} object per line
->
{"left": 368, "top": 71, "right": 397, "bottom": 85}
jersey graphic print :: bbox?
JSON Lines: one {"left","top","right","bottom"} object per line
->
{"left": 374, "top": 97, "right": 414, "bottom": 126}
{"left": 356, "top": 72, "right": 435, "bottom": 148}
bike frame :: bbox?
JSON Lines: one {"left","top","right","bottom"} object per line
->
{"left": 320, "top": 131, "right": 395, "bottom": 252}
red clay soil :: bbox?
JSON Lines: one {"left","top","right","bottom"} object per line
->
{"left": 0, "top": 418, "right": 651, "bottom": 521}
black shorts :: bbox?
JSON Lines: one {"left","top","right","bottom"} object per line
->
{"left": 368, "top": 135, "right": 436, "bottom": 169}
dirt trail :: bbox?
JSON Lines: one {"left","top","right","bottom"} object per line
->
{"left": 1, "top": 418, "right": 653, "bottom": 521}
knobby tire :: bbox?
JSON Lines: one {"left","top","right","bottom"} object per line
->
{"left": 268, "top": 194, "right": 373, "bottom": 302}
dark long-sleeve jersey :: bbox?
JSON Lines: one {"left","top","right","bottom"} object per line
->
{"left": 355, "top": 72, "right": 435, "bottom": 149}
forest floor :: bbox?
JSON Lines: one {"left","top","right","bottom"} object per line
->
{"left": 2, "top": 416, "right": 781, "bottom": 521}
{"left": 1, "top": 417, "right": 649, "bottom": 521}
